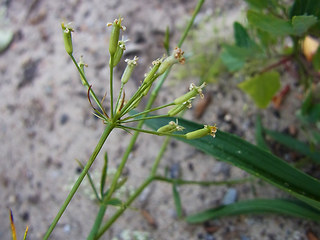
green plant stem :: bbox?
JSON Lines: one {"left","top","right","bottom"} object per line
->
{"left": 76, "top": 159, "right": 101, "bottom": 202}
{"left": 110, "top": 56, "right": 115, "bottom": 118}
{"left": 95, "top": 177, "right": 154, "bottom": 239}
{"left": 151, "top": 136, "right": 171, "bottom": 176}
{"left": 43, "top": 123, "right": 115, "bottom": 240}
{"left": 70, "top": 55, "right": 106, "bottom": 116}
{"left": 153, "top": 176, "right": 253, "bottom": 186}
{"left": 119, "top": 114, "right": 170, "bottom": 124}
{"left": 91, "top": 1, "right": 205, "bottom": 237}
{"left": 95, "top": 174, "right": 251, "bottom": 238}
{"left": 118, "top": 125, "right": 186, "bottom": 138}
{"left": 121, "top": 103, "right": 174, "bottom": 121}
{"left": 178, "top": 0, "right": 204, "bottom": 48}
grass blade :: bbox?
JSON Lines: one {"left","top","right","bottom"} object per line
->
{"left": 144, "top": 117, "right": 320, "bottom": 210}
{"left": 255, "top": 115, "right": 270, "bottom": 151}
{"left": 264, "top": 128, "right": 320, "bottom": 164}
{"left": 100, "top": 152, "right": 109, "bottom": 197}
{"left": 186, "top": 199, "right": 320, "bottom": 223}
{"left": 172, "top": 183, "right": 183, "bottom": 218}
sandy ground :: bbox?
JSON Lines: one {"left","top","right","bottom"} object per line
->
{"left": 0, "top": 0, "right": 319, "bottom": 239}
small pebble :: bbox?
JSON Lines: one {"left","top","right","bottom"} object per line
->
{"left": 170, "top": 163, "right": 180, "bottom": 179}
{"left": 222, "top": 188, "right": 237, "bottom": 205}
{"left": 63, "top": 224, "right": 71, "bottom": 233}
{"left": 60, "top": 114, "right": 69, "bottom": 125}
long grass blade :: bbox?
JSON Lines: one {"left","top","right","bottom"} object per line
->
{"left": 144, "top": 116, "right": 320, "bottom": 210}
{"left": 186, "top": 199, "right": 320, "bottom": 223}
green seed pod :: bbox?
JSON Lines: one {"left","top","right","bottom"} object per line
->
{"left": 61, "top": 23, "right": 74, "bottom": 55}
{"left": 121, "top": 56, "right": 138, "bottom": 85}
{"left": 173, "top": 89, "right": 198, "bottom": 105}
{"left": 110, "top": 39, "right": 128, "bottom": 67}
{"left": 108, "top": 18, "right": 125, "bottom": 56}
{"left": 157, "top": 121, "right": 176, "bottom": 133}
{"left": 157, "top": 120, "right": 184, "bottom": 133}
{"left": 157, "top": 55, "right": 176, "bottom": 76}
{"left": 168, "top": 100, "right": 192, "bottom": 117}
{"left": 173, "top": 83, "right": 206, "bottom": 105}
{"left": 157, "top": 47, "right": 185, "bottom": 75}
{"left": 185, "top": 125, "right": 218, "bottom": 139}
{"left": 143, "top": 59, "right": 162, "bottom": 84}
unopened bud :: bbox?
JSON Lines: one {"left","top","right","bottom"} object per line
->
{"left": 61, "top": 22, "right": 74, "bottom": 55}
{"left": 121, "top": 56, "right": 138, "bottom": 84}
{"left": 185, "top": 125, "right": 218, "bottom": 139}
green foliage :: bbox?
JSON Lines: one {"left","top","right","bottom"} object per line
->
{"left": 145, "top": 116, "right": 320, "bottom": 210}
{"left": 186, "top": 199, "right": 320, "bottom": 223}
{"left": 238, "top": 71, "right": 280, "bottom": 108}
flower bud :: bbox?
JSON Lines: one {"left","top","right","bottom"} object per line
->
{"left": 121, "top": 56, "right": 138, "bottom": 85}
{"left": 61, "top": 22, "right": 74, "bottom": 55}
{"left": 107, "top": 18, "right": 126, "bottom": 56}
{"left": 185, "top": 125, "right": 218, "bottom": 139}
{"left": 168, "top": 100, "right": 192, "bottom": 117}
{"left": 157, "top": 47, "right": 185, "bottom": 75}
{"left": 157, "top": 120, "right": 184, "bottom": 134}
{"left": 173, "top": 83, "right": 206, "bottom": 105}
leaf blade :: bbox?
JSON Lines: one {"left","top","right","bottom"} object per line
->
{"left": 186, "top": 199, "right": 320, "bottom": 223}
{"left": 144, "top": 117, "right": 320, "bottom": 210}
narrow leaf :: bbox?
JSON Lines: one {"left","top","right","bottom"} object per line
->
{"left": 186, "top": 199, "right": 320, "bottom": 223}
{"left": 100, "top": 152, "right": 108, "bottom": 197}
{"left": 144, "top": 117, "right": 320, "bottom": 210}
{"left": 234, "top": 22, "right": 254, "bottom": 48}
{"left": 172, "top": 183, "right": 183, "bottom": 218}
{"left": 106, "top": 198, "right": 122, "bottom": 206}
{"left": 10, "top": 210, "right": 17, "bottom": 240}
{"left": 238, "top": 71, "right": 280, "bottom": 108}
{"left": 255, "top": 115, "right": 270, "bottom": 151}
{"left": 264, "top": 128, "right": 320, "bottom": 164}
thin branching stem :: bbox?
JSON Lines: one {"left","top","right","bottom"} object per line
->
{"left": 70, "top": 55, "right": 106, "bottom": 115}
{"left": 118, "top": 125, "right": 186, "bottom": 138}
{"left": 120, "top": 103, "right": 174, "bottom": 121}
{"left": 43, "top": 124, "right": 115, "bottom": 240}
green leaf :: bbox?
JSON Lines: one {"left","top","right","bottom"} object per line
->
{"left": 243, "top": 0, "right": 270, "bottom": 10}
{"left": 172, "top": 183, "right": 183, "bottom": 218}
{"left": 220, "top": 45, "right": 247, "bottom": 72}
{"left": 144, "top": 117, "right": 320, "bottom": 210}
{"left": 289, "top": 0, "right": 320, "bottom": 19}
{"left": 292, "top": 15, "right": 318, "bottom": 36}
{"left": 234, "top": 22, "right": 254, "bottom": 48}
{"left": 264, "top": 129, "right": 320, "bottom": 164}
{"left": 247, "top": 10, "right": 292, "bottom": 37}
{"left": 106, "top": 198, "right": 122, "bottom": 206}
{"left": 238, "top": 71, "right": 280, "bottom": 108}
{"left": 100, "top": 152, "right": 108, "bottom": 197}
{"left": 186, "top": 199, "right": 320, "bottom": 223}
{"left": 312, "top": 46, "right": 320, "bottom": 71}
{"left": 255, "top": 115, "right": 270, "bottom": 151}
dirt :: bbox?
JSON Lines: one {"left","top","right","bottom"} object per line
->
{"left": 0, "top": 0, "right": 319, "bottom": 239}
